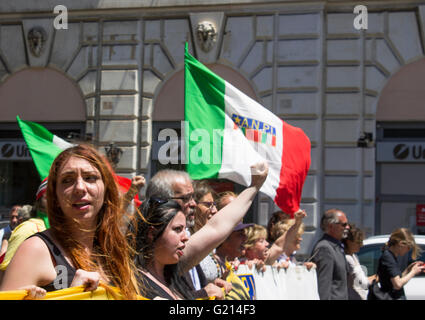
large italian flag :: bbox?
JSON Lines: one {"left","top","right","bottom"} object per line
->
{"left": 184, "top": 45, "right": 311, "bottom": 216}
{"left": 17, "top": 116, "right": 141, "bottom": 206}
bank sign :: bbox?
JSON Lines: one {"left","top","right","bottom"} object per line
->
{"left": 377, "top": 142, "right": 425, "bottom": 162}
{"left": 0, "top": 141, "right": 31, "bottom": 161}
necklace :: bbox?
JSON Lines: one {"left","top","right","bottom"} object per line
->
{"left": 211, "top": 253, "right": 225, "bottom": 278}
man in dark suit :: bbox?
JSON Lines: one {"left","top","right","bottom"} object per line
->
{"left": 311, "top": 208, "right": 350, "bottom": 300}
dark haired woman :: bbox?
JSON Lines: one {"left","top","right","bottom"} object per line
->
{"left": 343, "top": 224, "right": 375, "bottom": 300}
{"left": 135, "top": 162, "right": 269, "bottom": 299}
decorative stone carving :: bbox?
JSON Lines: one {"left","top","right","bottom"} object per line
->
{"left": 196, "top": 21, "right": 217, "bottom": 52}
{"left": 104, "top": 142, "right": 123, "bottom": 167}
{"left": 27, "top": 27, "right": 47, "bottom": 57}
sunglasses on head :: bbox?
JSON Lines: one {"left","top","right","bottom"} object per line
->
{"left": 148, "top": 197, "right": 168, "bottom": 206}
{"left": 142, "top": 197, "right": 170, "bottom": 219}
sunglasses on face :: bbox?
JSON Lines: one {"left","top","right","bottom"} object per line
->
{"left": 199, "top": 201, "right": 217, "bottom": 209}
{"left": 336, "top": 222, "right": 348, "bottom": 228}
{"left": 172, "top": 193, "right": 196, "bottom": 204}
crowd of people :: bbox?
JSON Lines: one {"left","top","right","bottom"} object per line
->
{"left": 310, "top": 209, "right": 425, "bottom": 300}
{"left": 0, "top": 143, "right": 423, "bottom": 300}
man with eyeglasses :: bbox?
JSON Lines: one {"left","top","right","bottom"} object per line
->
{"left": 146, "top": 170, "right": 197, "bottom": 229}
{"left": 310, "top": 208, "right": 351, "bottom": 300}
{"left": 144, "top": 169, "right": 228, "bottom": 299}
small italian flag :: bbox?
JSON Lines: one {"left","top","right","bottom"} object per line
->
{"left": 17, "top": 116, "right": 141, "bottom": 206}
{"left": 17, "top": 116, "right": 73, "bottom": 180}
{"left": 184, "top": 44, "right": 311, "bottom": 216}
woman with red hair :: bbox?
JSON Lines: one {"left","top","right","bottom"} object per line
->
{"left": 0, "top": 144, "right": 140, "bottom": 299}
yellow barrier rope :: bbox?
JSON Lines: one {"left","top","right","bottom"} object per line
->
{"left": 0, "top": 282, "right": 149, "bottom": 300}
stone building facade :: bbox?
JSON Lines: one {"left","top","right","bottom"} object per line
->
{"left": 1, "top": 0, "right": 425, "bottom": 255}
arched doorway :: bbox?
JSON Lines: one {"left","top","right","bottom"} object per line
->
{"left": 1, "top": 67, "right": 86, "bottom": 122}
{"left": 375, "top": 58, "right": 425, "bottom": 234}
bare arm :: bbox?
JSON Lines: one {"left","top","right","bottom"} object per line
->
{"left": 265, "top": 209, "right": 306, "bottom": 264}
{"left": 0, "top": 237, "right": 55, "bottom": 294}
{"left": 0, "top": 238, "right": 8, "bottom": 257}
{"left": 180, "top": 162, "right": 269, "bottom": 273}
{"left": 0, "top": 236, "right": 102, "bottom": 296}
{"left": 121, "top": 175, "right": 145, "bottom": 232}
{"left": 122, "top": 175, "right": 145, "bottom": 209}
{"left": 265, "top": 231, "right": 287, "bottom": 264}
{"left": 391, "top": 262, "right": 425, "bottom": 290}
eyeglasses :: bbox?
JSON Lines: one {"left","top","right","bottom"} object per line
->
{"left": 336, "top": 222, "right": 348, "bottom": 228}
{"left": 171, "top": 193, "right": 196, "bottom": 204}
{"left": 199, "top": 201, "right": 217, "bottom": 209}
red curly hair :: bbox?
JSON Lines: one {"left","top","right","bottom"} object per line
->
{"left": 46, "top": 144, "right": 139, "bottom": 299}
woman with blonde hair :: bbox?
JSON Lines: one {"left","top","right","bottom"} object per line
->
{"left": 241, "top": 224, "right": 269, "bottom": 271}
{"left": 216, "top": 191, "right": 238, "bottom": 210}
{"left": 268, "top": 211, "right": 315, "bottom": 270}
{"left": 0, "top": 144, "right": 140, "bottom": 299}
{"left": 240, "top": 210, "right": 311, "bottom": 271}
{"left": 375, "top": 228, "right": 425, "bottom": 300}
{"left": 244, "top": 224, "right": 269, "bottom": 262}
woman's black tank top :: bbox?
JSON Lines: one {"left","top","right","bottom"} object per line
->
{"left": 31, "top": 231, "right": 76, "bottom": 292}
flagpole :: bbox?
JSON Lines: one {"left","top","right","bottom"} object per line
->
{"left": 183, "top": 42, "right": 189, "bottom": 168}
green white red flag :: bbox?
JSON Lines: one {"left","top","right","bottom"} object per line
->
{"left": 184, "top": 44, "right": 311, "bottom": 216}
{"left": 17, "top": 116, "right": 141, "bottom": 207}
